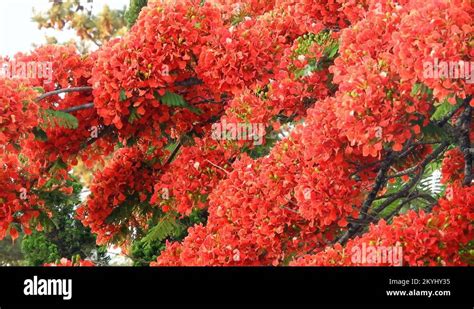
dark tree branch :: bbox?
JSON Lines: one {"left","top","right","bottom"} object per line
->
{"left": 384, "top": 193, "right": 428, "bottom": 222}
{"left": 174, "top": 77, "right": 203, "bottom": 87}
{"left": 83, "top": 125, "right": 114, "bottom": 148}
{"left": 434, "top": 99, "right": 467, "bottom": 127}
{"left": 60, "top": 102, "right": 94, "bottom": 113}
{"left": 388, "top": 165, "right": 419, "bottom": 179}
{"left": 337, "top": 152, "right": 395, "bottom": 244}
{"left": 35, "top": 78, "right": 203, "bottom": 102}
{"left": 458, "top": 104, "right": 472, "bottom": 186}
{"left": 35, "top": 86, "right": 93, "bottom": 102}
{"left": 163, "top": 141, "right": 182, "bottom": 166}
{"left": 373, "top": 141, "right": 449, "bottom": 216}
{"left": 337, "top": 140, "right": 449, "bottom": 245}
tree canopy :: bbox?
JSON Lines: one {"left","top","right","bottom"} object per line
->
{"left": 0, "top": 0, "right": 472, "bottom": 266}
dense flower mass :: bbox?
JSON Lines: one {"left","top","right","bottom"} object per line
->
{"left": 0, "top": 79, "right": 39, "bottom": 147}
{"left": 0, "top": 0, "right": 473, "bottom": 266}
{"left": 77, "top": 145, "right": 162, "bottom": 245}
{"left": 291, "top": 186, "right": 473, "bottom": 266}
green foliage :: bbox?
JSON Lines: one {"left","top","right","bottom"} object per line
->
{"left": 430, "top": 97, "right": 464, "bottom": 122}
{"left": 291, "top": 31, "right": 339, "bottom": 79}
{"left": 21, "top": 177, "right": 108, "bottom": 266}
{"left": 128, "top": 107, "right": 141, "bottom": 124}
{"left": 0, "top": 235, "right": 24, "bottom": 266}
{"left": 131, "top": 237, "right": 166, "bottom": 266}
{"left": 130, "top": 209, "right": 207, "bottom": 265}
{"left": 421, "top": 123, "right": 451, "bottom": 143}
{"left": 40, "top": 109, "right": 79, "bottom": 130}
{"left": 32, "top": 127, "right": 48, "bottom": 142}
{"left": 32, "top": 0, "right": 128, "bottom": 49}
{"left": 21, "top": 232, "right": 60, "bottom": 266}
{"left": 155, "top": 91, "right": 203, "bottom": 115}
{"left": 125, "top": 0, "right": 148, "bottom": 27}
{"left": 120, "top": 88, "right": 128, "bottom": 102}
{"left": 141, "top": 215, "right": 184, "bottom": 246}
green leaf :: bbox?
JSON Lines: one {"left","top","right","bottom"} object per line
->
{"left": 142, "top": 215, "right": 182, "bottom": 245}
{"left": 421, "top": 122, "right": 449, "bottom": 142}
{"left": 119, "top": 88, "right": 127, "bottom": 102}
{"left": 431, "top": 99, "right": 457, "bottom": 122}
{"left": 156, "top": 91, "right": 203, "bottom": 115}
{"left": 411, "top": 83, "right": 422, "bottom": 96}
{"left": 411, "top": 83, "right": 432, "bottom": 98}
{"left": 160, "top": 91, "right": 187, "bottom": 107}
{"left": 41, "top": 109, "right": 79, "bottom": 129}
{"left": 324, "top": 43, "right": 339, "bottom": 59}
{"left": 105, "top": 202, "right": 135, "bottom": 225}
{"left": 32, "top": 127, "right": 48, "bottom": 141}
{"left": 128, "top": 107, "right": 141, "bottom": 124}
{"left": 49, "top": 158, "right": 68, "bottom": 173}
{"left": 125, "top": 0, "right": 148, "bottom": 27}
{"left": 33, "top": 87, "right": 45, "bottom": 94}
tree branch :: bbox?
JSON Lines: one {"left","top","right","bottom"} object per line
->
{"left": 60, "top": 102, "right": 94, "bottom": 113}
{"left": 434, "top": 99, "right": 468, "bottom": 127}
{"left": 174, "top": 77, "right": 203, "bottom": 87}
{"left": 458, "top": 104, "right": 472, "bottom": 186}
{"left": 373, "top": 141, "right": 449, "bottom": 216}
{"left": 35, "top": 87, "right": 93, "bottom": 102}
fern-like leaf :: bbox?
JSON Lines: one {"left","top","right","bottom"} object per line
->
{"left": 40, "top": 109, "right": 79, "bottom": 129}
{"left": 142, "top": 215, "right": 182, "bottom": 245}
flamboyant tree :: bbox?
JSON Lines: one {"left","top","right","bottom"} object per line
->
{"left": 1, "top": 0, "right": 473, "bottom": 266}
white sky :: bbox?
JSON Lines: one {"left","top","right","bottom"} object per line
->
{"left": 0, "top": 0, "right": 129, "bottom": 57}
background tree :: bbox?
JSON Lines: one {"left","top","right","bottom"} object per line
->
{"left": 32, "top": 0, "right": 128, "bottom": 49}
{"left": 21, "top": 177, "right": 108, "bottom": 266}
{"left": 125, "top": 0, "right": 148, "bottom": 27}
{"left": 0, "top": 236, "right": 24, "bottom": 266}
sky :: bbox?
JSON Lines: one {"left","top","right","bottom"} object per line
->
{"left": 0, "top": 0, "right": 129, "bottom": 57}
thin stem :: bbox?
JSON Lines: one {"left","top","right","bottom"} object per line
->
{"left": 35, "top": 87, "right": 93, "bottom": 102}
{"left": 61, "top": 102, "right": 94, "bottom": 113}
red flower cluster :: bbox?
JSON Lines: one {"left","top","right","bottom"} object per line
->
{"left": 91, "top": 0, "right": 224, "bottom": 143}
{"left": 330, "top": 2, "right": 433, "bottom": 157}
{"left": 150, "top": 137, "right": 234, "bottom": 215}
{"left": 0, "top": 79, "right": 39, "bottom": 148}
{"left": 291, "top": 185, "right": 474, "bottom": 266}
{"left": 0, "top": 152, "right": 42, "bottom": 240}
{"left": 77, "top": 146, "right": 160, "bottom": 244}
{"left": 15, "top": 45, "right": 104, "bottom": 169}
{"left": 196, "top": 15, "right": 288, "bottom": 95}
{"left": 441, "top": 149, "right": 466, "bottom": 185}
{"left": 154, "top": 130, "right": 329, "bottom": 266}
{"left": 391, "top": 0, "right": 474, "bottom": 103}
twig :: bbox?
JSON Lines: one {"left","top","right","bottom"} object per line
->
{"left": 434, "top": 100, "right": 467, "bottom": 127}
{"left": 35, "top": 86, "right": 93, "bottom": 102}
{"left": 205, "top": 159, "right": 230, "bottom": 175}
{"left": 164, "top": 141, "right": 182, "bottom": 166}
{"left": 174, "top": 77, "right": 203, "bottom": 87}
{"left": 60, "top": 102, "right": 94, "bottom": 113}
{"left": 457, "top": 104, "right": 472, "bottom": 186}
{"left": 373, "top": 142, "right": 449, "bottom": 216}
